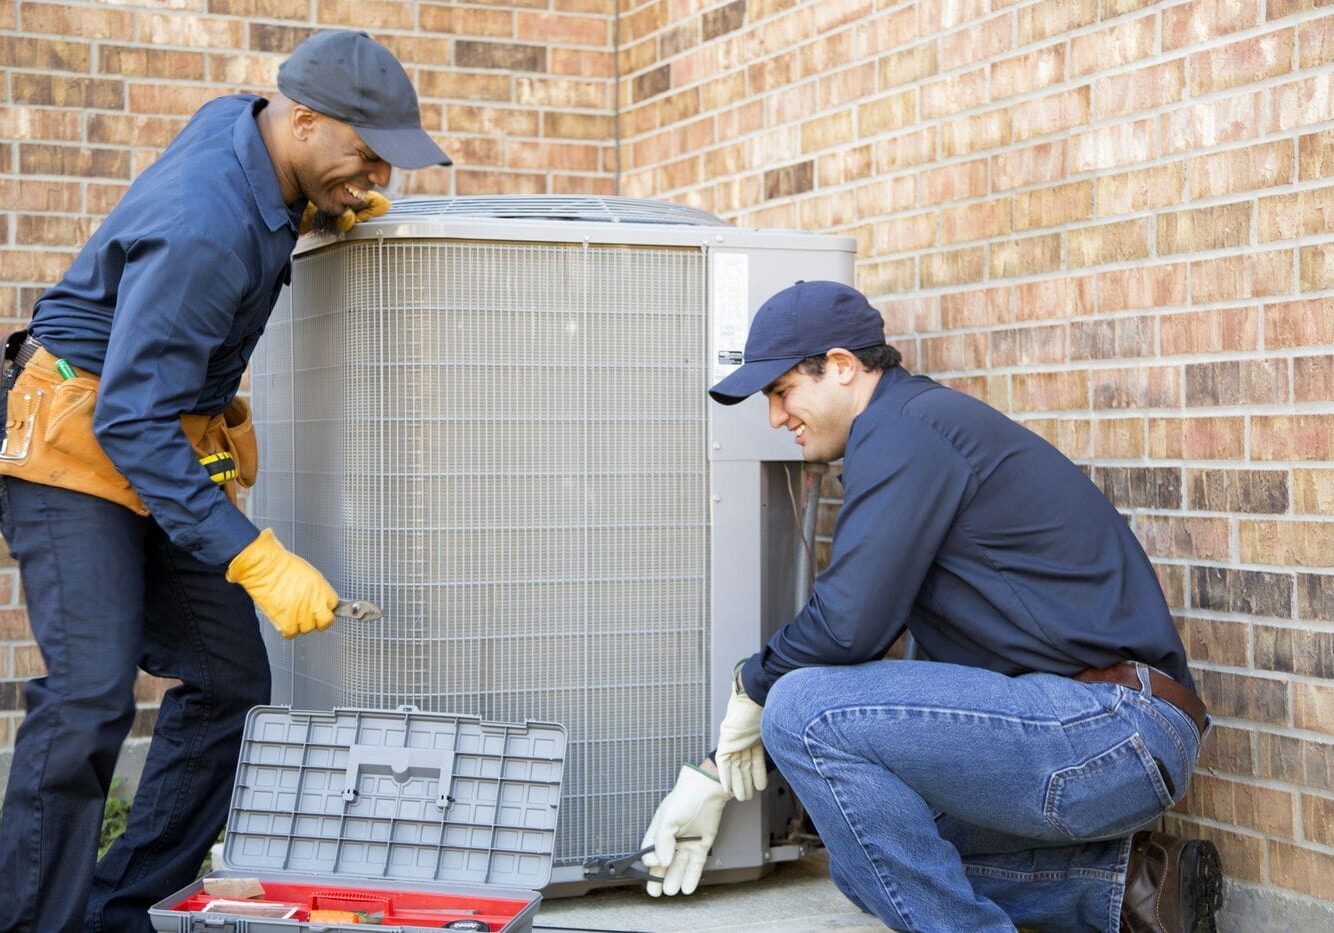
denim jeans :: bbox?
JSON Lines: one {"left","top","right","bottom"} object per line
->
{"left": 760, "top": 659, "right": 1203, "bottom": 932}
{"left": 0, "top": 477, "right": 271, "bottom": 932}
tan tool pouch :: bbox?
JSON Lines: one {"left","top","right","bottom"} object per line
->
{"left": 0, "top": 347, "right": 257, "bottom": 513}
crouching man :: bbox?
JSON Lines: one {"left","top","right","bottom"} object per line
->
{"left": 639, "top": 281, "right": 1223, "bottom": 932}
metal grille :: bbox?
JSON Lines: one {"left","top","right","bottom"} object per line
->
{"left": 382, "top": 195, "right": 728, "bottom": 226}
{"left": 250, "top": 238, "right": 709, "bottom": 868}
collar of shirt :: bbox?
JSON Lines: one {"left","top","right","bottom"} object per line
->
{"left": 234, "top": 97, "right": 302, "bottom": 235}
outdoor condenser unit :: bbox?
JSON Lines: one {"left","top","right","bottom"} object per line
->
{"left": 249, "top": 196, "right": 856, "bottom": 888}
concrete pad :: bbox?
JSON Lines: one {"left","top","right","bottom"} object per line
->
{"left": 534, "top": 849, "right": 882, "bottom": 933}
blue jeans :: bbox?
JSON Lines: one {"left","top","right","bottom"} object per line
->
{"left": 760, "top": 660, "right": 1203, "bottom": 932}
{"left": 0, "top": 477, "right": 271, "bottom": 932}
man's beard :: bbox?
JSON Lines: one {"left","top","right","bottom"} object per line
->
{"left": 307, "top": 209, "right": 344, "bottom": 236}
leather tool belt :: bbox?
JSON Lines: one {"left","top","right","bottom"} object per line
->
{"left": 0, "top": 331, "right": 257, "bottom": 515}
{"left": 1075, "top": 661, "right": 1208, "bottom": 735}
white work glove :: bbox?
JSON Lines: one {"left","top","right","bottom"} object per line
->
{"left": 640, "top": 764, "right": 730, "bottom": 897}
{"left": 715, "top": 678, "right": 767, "bottom": 801}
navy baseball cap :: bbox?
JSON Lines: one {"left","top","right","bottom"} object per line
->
{"left": 278, "top": 30, "right": 451, "bottom": 169}
{"left": 709, "top": 281, "right": 887, "bottom": 405}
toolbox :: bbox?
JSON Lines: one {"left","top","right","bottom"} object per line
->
{"left": 150, "top": 705, "right": 566, "bottom": 932}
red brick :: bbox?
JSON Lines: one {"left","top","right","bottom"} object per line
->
{"left": 852, "top": 6, "right": 918, "bottom": 57}
{"left": 1069, "top": 15, "right": 1156, "bottom": 78}
{"left": 1095, "top": 366, "right": 1182, "bottom": 410}
{"left": 1071, "top": 119, "right": 1156, "bottom": 172}
{"left": 990, "top": 234, "right": 1062, "bottom": 279}
{"left": 992, "top": 141, "right": 1065, "bottom": 192}
{"left": 1012, "top": 371, "right": 1090, "bottom": 411}
{"left": 0, "top": 105, "right": 81, "bottom": 142}
{"left": 869, "top": 212, "right": 934, "bottom": 252}
{"left": 990, "top": 324, "right": 1067, "bottom": 367}
{"left": 1299, "top": 13, "right": 1334, "bottom": 68}
{"left": 127, "top": 83, "right": 218, "bottom": 116}
{"left": 1186, "top": 359, "right": 1289, "bottom": 406}
{"left": 1294, "top": 469, "right": 1334, "bottom": 515}
{"left": 991, "top": 44, "right": 1065, "bottom": 100}
{"left": 21, "top": 1, "right": 133, "bottom": 39}
{"left": 1013, "top": 181, "right": 1092, "bottom": 231}
{"left": 1302, "top": 243, "right": 1334, "bottom": 291}
{"left": 141, "top": 13, "right": 245, "bottom": 48}
{"left": 1070, "top": 315, "right": 1155, "bottom": 361}
{"left": 819, "top": 61, "right": 877, "bottom": 109}
{"left": 1158, "top": 202, "right": 1252, "bottom": 254}
{"left": 1149, "top": 417, "right": 1246, "bottom": 460}
{"left": 1191, "top": 250, "right": 1292, "bottom": 303}
{"left": 1295, "top": 355, "right": 1334, "bottom": 403}
{"left": 939, "top": 14, "right": 1012, "bottom": 71}
{"left": 1162, "top": 93, "right": 1263, "bottom": 154}
{"left": 1241, "top": 520, "right": 1334, "bottom": 567}
{"left": 940, "top": 198, "right": 1010, "bottom": 245}
{"left": 16, "top": 180, "right": 81, "bottom": 213}
{"left": 857, "top": 90, "right": 916, "bottom": 135}
{"left": 1258, "top": 185, "right": 1334, "bottom": 241}
{"left": 1190, "top": 140, "right": 1294, "bottom": 198}
{"left": 516, "top": 12, "right": 609, "bottom": 45}
{"left": 1012, "top": 87, "right": 1089, "bottom": 142}
{"left": 920, "top": 69, "right": 987, "bottom": 121}
{"left": 1187, "top": 774, "right": 1295, "bottom": 837}
{"left": 1097, "top": 264, "right": 1187, "bottom": 312}
{"left": 1164, "top": 0, "right": 1262, "bottom": 50}
{"left": 942, "top": 287, "right": 1012, "bottom": 329}
{"left": 922, "top": 333, "right": 987, "bottom": 372}
{"left": 12, "top": 74, "right": 124, "bottom": 110}
{"left": 858, "top": 258, "right": 917, "bottom": 296}
{"left": 1067, "top": 219, "right": 1149, "bottom": 267}
{"left": 1018, "top": 0, "right": 1097, "bottom": 44}
{"left": 1300, "top": 128, "right": 1334, "bottom": 180}
{"left": 920, "top": 248, "right": 985, "bottom": 288}
{"left": 1253, "top": 415, "right": 1333, "bottom": 461}
{"left": 875, "top": 129, "right": 936, "bottom": 173}
{"left": 940, "top": 111, "right": 1010, "bottom": 158}
{"left": 919, "top": 0, "right": 986, "bottom": 32}
{"left": 1096, "top": 163, "right": 1185, "bottom": 216}
{"left": 918, "top": 160, "right": 988, "bottom": 207}
{"left": 1094, "top": 61, "right": 1185, "bottom": 119}
{"left": 1162, "top": 307, "right": 1260, "bottom": 355}
{"left": 1015, "top": 276, "right": 1094, "bottom": 321}
{"left": 1271, "top": 73, "right": 1334, "bottom": 132}
{"left": 1267, "top": 298, "right": 1334, "bottom": 348}
{"left": 880, "top": 297, "right": 941, "bottom": 335}
{"left": 1192, "top": 29, "right": 1295, "bottom": 97}
{"left": 1296, "top": 681, "right": 1334, "bottom": 736}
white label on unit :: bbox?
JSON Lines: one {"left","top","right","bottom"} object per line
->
{"left": 712, "top": 252, "right": 749, "bottom": 384}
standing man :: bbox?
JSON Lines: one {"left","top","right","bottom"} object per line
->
{"left": 0, "top": 31, "right": 450, "bottom": 932}
{"left": 639, "top": 282, "right": 1224, "bottom": 932}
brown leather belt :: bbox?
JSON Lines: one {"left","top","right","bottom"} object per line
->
{"left": 1075, "top": 662, "right": 1208, "bottom": 735}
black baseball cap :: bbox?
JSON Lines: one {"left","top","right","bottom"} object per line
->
{"left": 709, "top": 281, "right": 887, "bottom": 405}
{"left": 278, "top": 29, "right": 451, "bottom": 169}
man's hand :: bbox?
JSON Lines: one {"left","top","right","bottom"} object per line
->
{"left": 226, "top": 528, "right": 339, "bottom": 638}
{"left": 299, "top": 191, "right": 392, "bottom": 236}
{"left": 715, "top": 688, "right": 767, "bottom": 801}
{"left": 640, "top": 764, "right": 730, "bottom": 897}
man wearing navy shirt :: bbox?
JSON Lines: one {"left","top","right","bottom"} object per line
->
{"left": 0, "top": 31, "right": 449, "bottom": 932}
{"left": 639, "top": 281, "right": 1223, "bottom": 933}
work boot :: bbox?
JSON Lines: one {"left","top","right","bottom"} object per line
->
{"left": 1120, "top": 830, "right": 1224, "bottom": 932}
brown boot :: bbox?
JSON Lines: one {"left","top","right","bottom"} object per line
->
{"left": 1120, "top": 831, "right": 1224, "bottom": 932}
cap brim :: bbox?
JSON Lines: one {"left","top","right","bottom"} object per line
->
{"left": 708, "top": 357, "right": 802, "bottom": 406}
{"left": 356, "top": 123, "right": 452, "bottom": 169}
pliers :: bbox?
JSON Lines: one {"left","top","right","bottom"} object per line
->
{"left": 582, "top": 837, "right": 701, "bottom": 883}
{"left": 333, "top": 599, "right": 383, "bottom": 622}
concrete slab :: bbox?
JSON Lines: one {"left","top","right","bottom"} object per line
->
{"left": 533, "top": 849, "right": 881, "bottom": 933}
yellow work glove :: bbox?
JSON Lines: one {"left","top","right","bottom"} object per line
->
{"left": 298, "top": 190, "right": 391, "bottom": 236}
{"left": 225, "top": 528, "right": 339, "bottom": 638}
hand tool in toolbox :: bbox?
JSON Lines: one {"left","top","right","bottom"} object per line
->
{"left": 149, "top": 705, "right": 566, "bottom": 933}
{"left": 581, "top": 837, "right": 701, "bottom": 884}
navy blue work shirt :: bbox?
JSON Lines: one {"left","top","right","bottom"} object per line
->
{"left": 30, "top": 95, "right": 303, "bottom": 566}
{"left": 740, "top": 365, "right": 1192, "bottom": 705}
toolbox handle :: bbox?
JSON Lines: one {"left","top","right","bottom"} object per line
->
{"left": 190, "top": 919, "right": 238, "bottom": 933}
{"left": 342, "top": 743, "right": 455, "bottom": 811}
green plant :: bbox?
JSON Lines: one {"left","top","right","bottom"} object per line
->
{"left": 98, "top": 780, "right": 131, "bottom": 860}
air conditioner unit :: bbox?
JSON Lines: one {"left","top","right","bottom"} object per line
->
{"left": 249, "top": 196, "right": 856, "bottom": 888}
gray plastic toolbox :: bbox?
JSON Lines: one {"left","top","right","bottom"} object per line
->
{"left": 149, "top": 705, "right": 566, "bottom": 932}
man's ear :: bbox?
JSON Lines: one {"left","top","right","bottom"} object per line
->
{"left": 826, "top": 348, "right": 860, "bottom": 386}
{"left": 290, "top": 104, "right": 319, "bottom": 142}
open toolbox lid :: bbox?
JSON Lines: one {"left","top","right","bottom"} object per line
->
{"left": 224, "top": 706, "right": 566, "bottom": 892}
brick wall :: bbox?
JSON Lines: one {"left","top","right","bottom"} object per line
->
{"left": 617, "top": 0, "right": 1334, "bottom": 909}
{"left": 2, "top": 0, "right": 1333, "bottom": 915}
{"left": 0, "top": 0, "right": 616, "bottom": 758}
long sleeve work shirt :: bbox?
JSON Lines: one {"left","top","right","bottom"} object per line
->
{"left": 740, "top": 366, "right": 1191, "bottom": 705}
{"left": 30, "top": 95, "right": 303, "bottom": 566}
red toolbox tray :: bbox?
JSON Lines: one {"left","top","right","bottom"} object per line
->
{"left": 150, "top": 706, "right": 565, "bottom": 932}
